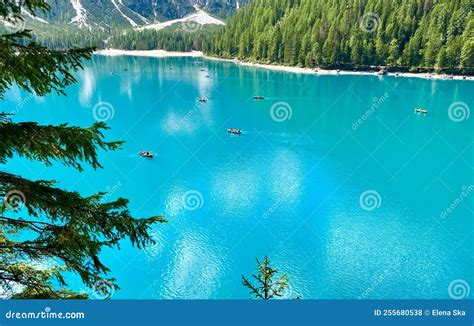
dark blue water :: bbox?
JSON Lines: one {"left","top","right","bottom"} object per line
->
{"left": 3, "top": 55, "right": 473, "bottom": 299}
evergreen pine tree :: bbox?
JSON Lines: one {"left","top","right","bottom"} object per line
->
{"left": 242, "top": 256, "right": 289, "bottom": 300}
{"left": 0, "top": 0, "right": 165, "bottom": 299}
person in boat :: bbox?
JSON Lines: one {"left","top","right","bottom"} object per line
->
{"left": 139, "top": 151, "right": 153, "bottom": 157}
{"left": 228, "top": 128, "right": 241, "bottom": 134}
{"left": 198, "top": 97, "right": 207, "bottom": 102}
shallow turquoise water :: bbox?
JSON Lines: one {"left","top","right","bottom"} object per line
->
{"left": 3, "top": 56, "right": 473, "bottom": 299}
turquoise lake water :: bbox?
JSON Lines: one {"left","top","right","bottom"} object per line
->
{"left": 2, "top": 56, "right": 473, "bottom": 299}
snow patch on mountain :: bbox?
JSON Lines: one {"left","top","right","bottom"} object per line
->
{"left": 137, "top": 5, "right": 224, "bottom": 31}
{"left": 70, "top": 0, "right": 88, "bottom": 27}
{"left": 111, "top": 0, "right": 138, "bottom": 27}
{"left": 131, "top": 11, "right": 149, "bottom": 24}
{"left": 118, "top": 0, "right": 149, "bottom": 23}
{"left": 117, "top": 0, "right": 149, "bottom": 23}
{"left": 22, "top": 9, "right": 49, "bottom": 24}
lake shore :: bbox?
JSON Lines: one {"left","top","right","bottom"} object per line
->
{"left": 95, "top": 49, "right": 204, "bottom": 57}
{"left": 205, "top": 56, "right": 474, "bottom": 81}
{"left": 94, "top": 49, "right": 473, "bottom": 81}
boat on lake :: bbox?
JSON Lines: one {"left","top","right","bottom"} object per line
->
{"left": 198, "top": 97, "right": 207, "bottom": 103}
{"left": 139, "top": 151, "right": 154, "bottom": 158}
{"left": 415, "top": 108, "right": 428, "bottom": 114}
{"left": 227, "top": 128, "right": 242, "bottom": 135}
{"left": 253, "top": 96, "right": 265, "bottom": 100}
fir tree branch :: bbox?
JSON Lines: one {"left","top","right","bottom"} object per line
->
{"left": 0, "top": 0, "right": 165, "bottom": 300}
{"left": 242, "top": 256, "right": 290, "bottom": 300}
{"left": 241, "top": 275, "right": 264, "bottom": 299}
{"left": 1, "top": 171, "right": 166, "bottom": 290}
{"left": 0, "top": 0, "right": 51, "bottom": 19}
{"left": 0, "top": 31, "right": 94, "bottom": 98}
{"left": 0, "top": 121, "right": 123, "bottom": 170}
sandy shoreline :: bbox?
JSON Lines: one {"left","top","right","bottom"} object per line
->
{"left": 95, "top": 49, "right": 204, "bottom": 57}
{"left": 204, "top": 56, "right": 474, "bottom": 81}
{"left": 94, "top": 49, "right": 473, "bottom": 81}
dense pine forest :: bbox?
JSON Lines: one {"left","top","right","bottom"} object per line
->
{"left": 204, "top": 0, "right": 474, "bottom": 74}
{"left": 32, "top": 26, "right": 106, "bottom": 49}
{"left": 29, "top": 0, "right": 473, "bottom": 74}
{"left": 108, "top": 27, "right": 215, "bottom": 51}
{"left": 32, "top": 26, "right": 214, "bottom": 52}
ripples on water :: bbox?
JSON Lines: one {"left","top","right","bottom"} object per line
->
{"left": 3, "top": 56, "right": 473, "bottom": 299}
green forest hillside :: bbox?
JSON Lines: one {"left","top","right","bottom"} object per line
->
{"left": 32, "top": 25, "right": 216, "bottom": 52}
{"left": 204, "top": 0, "right": 474, "bottom": 74}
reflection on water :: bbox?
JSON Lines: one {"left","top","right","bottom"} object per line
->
{"left": 211, "top": 166, "right": 260, "bottom": 215}
{"left": 268, "top": 149, "right": 303, "bottom": 204}
{"left": 3, "top": 55, "right": 473, "bottom": 299}
{"left": 160, "top": 231, "right": 224, "bottom": 299}
{"left": 79, "top": 68, "right": 96, "bottom": 106}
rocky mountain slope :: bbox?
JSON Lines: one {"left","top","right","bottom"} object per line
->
{"left": 32, "top": 0, "right": 246, "bottom": 29}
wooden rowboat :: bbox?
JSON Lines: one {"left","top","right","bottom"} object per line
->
{"left": 227, "top": 128, "right": 242, "bottom": 135}
{"left": 139, "top": 151, "right": 154, "bottom": 158}
{"left": 415, "top": 108, "right": 428, "bottom": 114}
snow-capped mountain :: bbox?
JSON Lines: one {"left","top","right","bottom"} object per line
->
{"left": 137, "top": 5, "right": 225, "bottom": 31}
{"left": 33, "top": 0, "right": 246, "bottom": 29}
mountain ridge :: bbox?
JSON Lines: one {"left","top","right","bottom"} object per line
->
{"left": 32, "top": 0, "right": 246, "bottom": 29}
